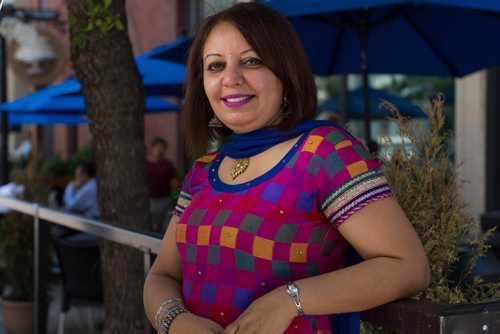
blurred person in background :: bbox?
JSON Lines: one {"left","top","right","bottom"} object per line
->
{"left": 146, "top": 137, "right": 177, "bottom": 233}
{"left": 63, "top": 161, "right": 99, "bottom": 219}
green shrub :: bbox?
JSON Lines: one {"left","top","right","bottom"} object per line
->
{"left": 0, "top": 148, "right": 50, "bottom": 300}
{"left": 41, "top": 153, "right": 72, "bottom": 177}
{"left": 41, "top": 143, "right": 94, "bottom": 179}
{"left": 379, "top": 94, "right": 500, "bottom": 304}
{"left": 0, "top": 210, "right": 35, "bottom": 300}
{"left": 361, "top": 94, "right": 499, "bottom": 333}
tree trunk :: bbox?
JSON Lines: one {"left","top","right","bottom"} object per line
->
{"left": 65, "top": 1, "right": 151, "bottom": 333}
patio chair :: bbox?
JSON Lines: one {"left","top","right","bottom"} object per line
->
{"left": 51, "top": 232, "right": 103, "bottom": 334}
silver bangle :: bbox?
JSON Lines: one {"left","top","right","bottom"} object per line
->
{"left": 154, "top": 298, "right": 185, "bottom": 333}
{"left": 286, "top": 282, "right": 304, "bottom": 316}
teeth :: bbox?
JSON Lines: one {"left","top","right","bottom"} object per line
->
{"left": 226, "top": 96, "right": 248, "bottom": 103}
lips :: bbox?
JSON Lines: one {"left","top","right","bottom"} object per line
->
{"left": 221, "top": 94, "right": 254, "bottom": 107}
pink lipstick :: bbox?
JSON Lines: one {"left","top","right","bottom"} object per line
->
{"left": 221, "top": 94, "right": 254, "bottom": 107}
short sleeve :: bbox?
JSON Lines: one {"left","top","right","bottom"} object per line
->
{"left": 174, "top": 191, "right": 191, "bottom": 218}
{"left": 173, "top": 176, "right": 192, "bottom": 218}
{"left": 315, "top": 127, "right": 392, "bottom": 226}
{"left": 173, "top": 152, "right": 217, "bottom": 218}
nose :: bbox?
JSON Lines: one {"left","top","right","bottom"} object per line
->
{"left": 223, "top": 62, "right": 243, "bottom": 87}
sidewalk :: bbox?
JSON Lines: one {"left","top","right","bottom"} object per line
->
{"left": 0, "top": 281, "right": 103, "bottom": 334}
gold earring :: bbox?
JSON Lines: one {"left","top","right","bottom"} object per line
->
{"left": 283, "top": 96, "right": 289, "bottom": 110}
{"left": 283, "top": 96, "right": 290, "bottom": 119}
{"left": 209, "top": 115, "right": 223, "bottom": 128}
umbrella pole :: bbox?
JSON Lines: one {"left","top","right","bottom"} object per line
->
{"left": 362, "top": 62, "right": 371, "bottom": 143}
{"left": 339, "top": 75, "right": 348, "bottom": 125}
{"left": 0, "top": 36, "right": 9, "bottom": 185}
{"left": 360, "top": 22, "right": 371, "bottom": 143}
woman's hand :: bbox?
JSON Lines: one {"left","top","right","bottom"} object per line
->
{"left": 222, "top": 286, "right": 297, "bottom": 334}
{"left": 169, "top": 312, "right": 224, "bottom": 334}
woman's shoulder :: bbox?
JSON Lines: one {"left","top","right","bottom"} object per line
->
{"left": 298, "top": 124, "right": 379, "bottom": 176}
{"left": 308, "top": 124, "right": 357, "bottom": 144}
{"left": 192, "top": 151, "right": 218, "bottom": 169}
{"left": 180, "top": 151, "right": 218, "bottom": 196}
{"left": 186, "top": 151, "right": 218, "bottom": 181}
{"left": 302, "top": 125, "right": 368, "bottom": 156}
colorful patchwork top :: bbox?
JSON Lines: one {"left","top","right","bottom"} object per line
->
{"left": 174, "top": 125, "right": 392, "bottom": 333}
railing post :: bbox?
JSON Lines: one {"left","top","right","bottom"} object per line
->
{"left": 144, "top": 250, "right": 153, "bottom": 334}
{"left": 0, "top": 197, "right": 164, "bottom": 332}
{"left": 34, "top": 204, "right": 48, "bottom": 334}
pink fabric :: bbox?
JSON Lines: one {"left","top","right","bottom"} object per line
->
{"left": 174, "top": 126, "right": 392, "bottom": 333}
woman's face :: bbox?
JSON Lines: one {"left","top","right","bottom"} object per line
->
{"left": 203, "top": 22, "right": 284, "bottom": 134}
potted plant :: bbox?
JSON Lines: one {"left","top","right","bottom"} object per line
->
{"left": 0, "top": 148, "right": 49, "bottom": 334}
{"left": 360, "top": 94, "right": 500, "bottom": 333}
{"left": 41, "top": 153, "right": 72, "bottom": 188}
{"left": 0, "top": 210, "right": 36, "bottom": 334}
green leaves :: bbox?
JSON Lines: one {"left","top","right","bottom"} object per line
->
{"left": 68, "top": 0, "right": 124, "bottom": 47}
{"left": 379, "top": 94, "right": 500, "bottom": 305}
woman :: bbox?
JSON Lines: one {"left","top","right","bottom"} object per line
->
{"left": 143, "top": 3, "right": 430, "bottom": 334}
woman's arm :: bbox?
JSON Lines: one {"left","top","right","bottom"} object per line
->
{"left": 223, "top": 197, "right": 430, "bottom": 333}
{"left": 143, "top": 215, "right": 183, "bottom": 324}
{"left": 143, "top": 215, "right": 224, "bottom": 334}
{"left": 296, "top": 196, "right": 430, "bottom": 314}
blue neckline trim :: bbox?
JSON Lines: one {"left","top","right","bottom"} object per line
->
{"left": 208, "top": 130, "right": 311, "bottom": 193}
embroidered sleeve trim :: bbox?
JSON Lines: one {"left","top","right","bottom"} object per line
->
{"left": 320, "top": 169, "right": 392, "bottom": 226}
{"left": 174, "top": 190, "right": 192, "bottom": 218}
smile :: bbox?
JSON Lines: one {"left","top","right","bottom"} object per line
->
{"left": 222, "top": 94, "right": 254, "bottom": 107}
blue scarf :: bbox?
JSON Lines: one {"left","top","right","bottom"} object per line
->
{"left": 218, "top": 120, "right": 336, "bottom": 158}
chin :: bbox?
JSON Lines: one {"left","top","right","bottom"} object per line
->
{"left": 222, "top": 119, "right": 256, "bottom": 133}
{"left": 230, "top": 122, "right": 264, "bottom": 133}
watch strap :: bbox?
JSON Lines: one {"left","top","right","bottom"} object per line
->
{"left": 286, "top": 282, "right": 304, "bottom": 316}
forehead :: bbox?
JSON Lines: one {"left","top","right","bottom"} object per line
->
{"left": 203, "top": 22, "right": 252, "bottom": 56}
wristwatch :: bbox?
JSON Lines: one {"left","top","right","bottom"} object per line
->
{"left": 286, "top": 282, "right": 304, "bottom": 316}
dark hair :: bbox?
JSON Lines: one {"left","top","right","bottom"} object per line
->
{"left": 77, "top": 161, "right": 95, "bottom": 178}
{"left": 151, "top": 137, "right": 167, "bottom": 148}
{"left": 182, "top": 2, "right": 317, "bottom": 155}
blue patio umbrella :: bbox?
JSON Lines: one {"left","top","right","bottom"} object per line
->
{"left": 264, "top": 0, "right": 500, "bottom": 140}
{"left": 144, "top": 36, "right": 191, "bottom": 64}
{"left": 1, "top": 55, "right": 186, "bottom": 103}
{"left": 2, "top": 95, "right": 179, "bottom": 125}
{"left": 8, "top": 114, "right": 88, "bottom": 125}
{"left": 135, "top": 57, "right": 186, "bottom": 96}
{"left": 58, "top": 57, "right": 186, "bottom": 97}
{"left": 0, "top": 54, "right": 185, "bottom": 124}
{"left": 2, "top": 95, "right": 178, "bottom": 114}
{"left": 319, "top": 87, "right": 425, "bottom": 119}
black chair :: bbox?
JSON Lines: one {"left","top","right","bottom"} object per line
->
{"left": 52, "top": 232, "right": 103, "bottom": 334}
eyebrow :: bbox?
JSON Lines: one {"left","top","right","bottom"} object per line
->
{"left": 203, "top": 48, "right": 255, "bottom": 62}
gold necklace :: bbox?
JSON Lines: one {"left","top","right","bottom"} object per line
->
{"left": 230, "top": 157, "right": 250, "bottom": 180}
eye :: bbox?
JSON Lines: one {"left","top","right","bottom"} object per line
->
{"left": 207, "top": 61, "right": 225, "bottom": 72}
{"left": 242, "top": 57, "right": 263, "bottom": 66}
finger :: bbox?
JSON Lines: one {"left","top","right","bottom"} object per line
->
{"left": 221, "top": 323, "right": 239, "bottom": 334}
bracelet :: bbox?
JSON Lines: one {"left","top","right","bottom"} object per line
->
{"left": 286, "top": 282, "right": 304, "bottom": 316}
{"left": 155, "top": 298, "right": 189, "bottom": 334}
{"left": 155, "top": 299, "right": 181, "bottom": 330}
